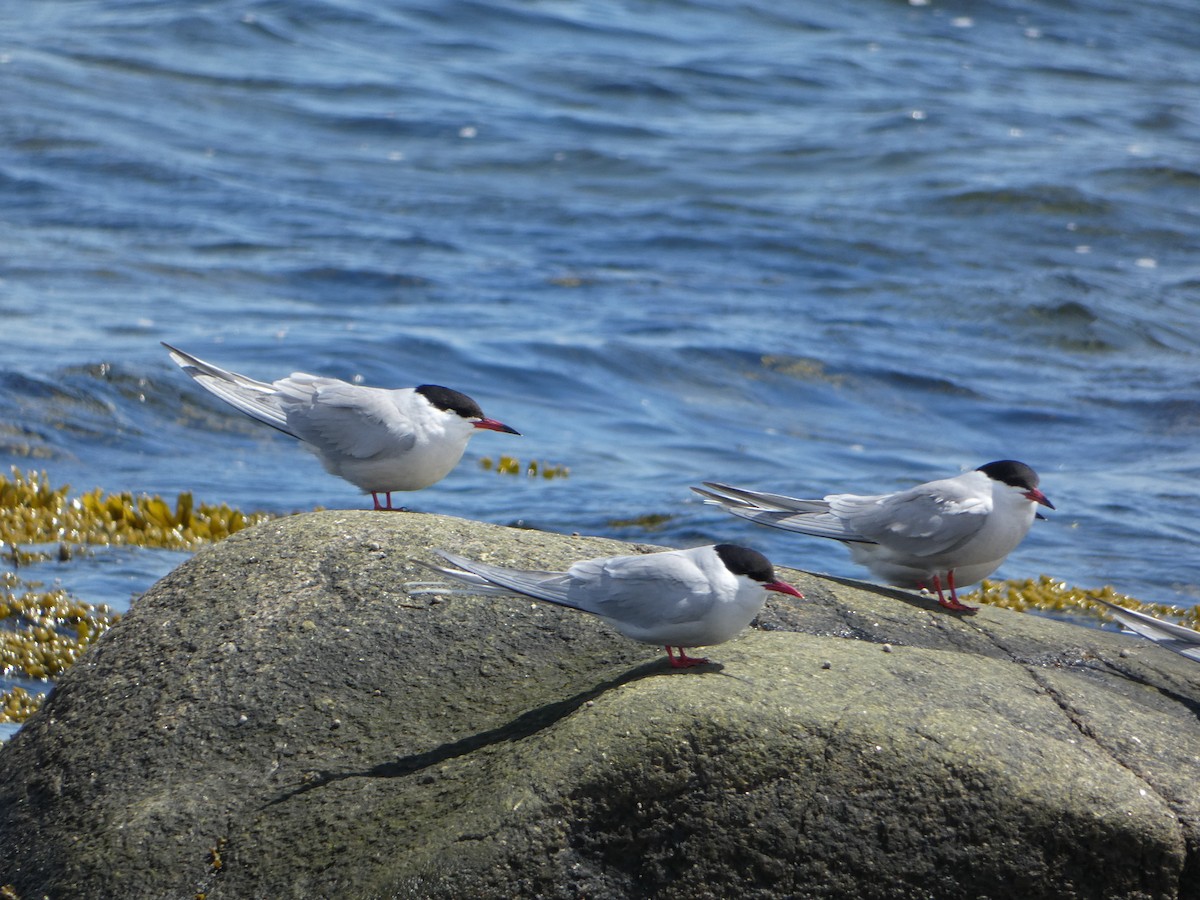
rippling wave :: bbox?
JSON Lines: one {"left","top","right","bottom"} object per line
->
{"left": 1, "top": 0, "right": 1198, "bottom": 635}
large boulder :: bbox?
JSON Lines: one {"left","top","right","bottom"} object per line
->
{"left": 0, "top": 510, "right": 1197, "bottom": 899}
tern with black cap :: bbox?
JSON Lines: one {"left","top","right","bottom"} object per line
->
{"left": 409, "top": 544, "right": 804, "bottom": 668}
{"left": 694, "top": 460, "right": 1053, "bottom": 611}
{"left": 163, "top": 342, "right": 518, "bottom": 510}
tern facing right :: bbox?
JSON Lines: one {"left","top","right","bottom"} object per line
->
{"left": 694, "top": 460, "right": 1053, "bottom": 612}
{"left": 163, "top": 343, "right": 519, "bottom": 510}
{"left": 409, "top": 544, "right": 804, "bottom": 668}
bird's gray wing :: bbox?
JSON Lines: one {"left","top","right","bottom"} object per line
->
{"left": 276, "top": 378, "right": 418, "bottom": 459}
{"left": 829, "top": 478, "right": 991, "bottom": 558}
{"left": 163, "top": 342, "right": 296, "bottom": 436}
{"left": 404, "top": 563, "right": 508, "bottom": 597}
{"left": 1094, "top": 597, "right": 1200, "bottom": 663}
{"left": 564, "top": 553, "right": 716, "bottom": 628}
{"left": 694, "top": 482, "right": 874, "bottom": 543}
{"left": 695, "top": 482, "right": 832, "bottom": 513}
{"left": 422, "top": 551, "right": 578, "bottom": 609}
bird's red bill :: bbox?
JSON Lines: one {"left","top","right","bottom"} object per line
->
{"left": 474, "top": 418, "right": 521, "bottom": 435}
{"left": 765, "top": 580, "right": 804, "bottom": 599}
{"left": 1025, "top": 488, "right": 1054, "bottom": 509}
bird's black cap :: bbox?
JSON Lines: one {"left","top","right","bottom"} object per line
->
{"left": 416, "top": 385, "right": 485, "bottom": 420}
{"left": 714, "top": 544, "right": 777, "bottom": 584}
{"left": 977, "top": 459, "right": 1039, "bottom": 491}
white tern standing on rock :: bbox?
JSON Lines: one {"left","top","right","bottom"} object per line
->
{"left": 163, "top": 343, "right": 519, "bottom": 510}
{"left": 693, "top": 460, "right": 1053, "bottom": 612}
{"left": 409, "top": 544, "right": 804, "bottom": 668}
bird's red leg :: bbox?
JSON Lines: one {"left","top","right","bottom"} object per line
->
{"left": 370, "top": 492, "right": 410, "bottom": 512}
{"left": 945, "top": 569, "right": 977, "bottom": 611}
{"left": 934, "top": 570, "right": 977, "bottom": 612}
{"left": 665, "top": 646, "right": 709, "bottom": 668}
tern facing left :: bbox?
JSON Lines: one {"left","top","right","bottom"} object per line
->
{"left": 163, "top": 343, "right": 519, "bottom": 510}
{"left": 694, "top": 460, "right": 1053, "bottom": 612}
{"left": 410, "top": 544, "right": 804, "bottom": 668}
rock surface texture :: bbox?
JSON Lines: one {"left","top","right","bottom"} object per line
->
{"left": 1, "top": 510, "right": 1198, "bottom": 899}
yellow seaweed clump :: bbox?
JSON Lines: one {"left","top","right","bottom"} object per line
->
{"left": 756, "top": 354, "right": 846, "bottom": 386}
{"left": 479, "top": 456, "right": 570, "bottom": 480}
{"left": 0, "top": 469, "right": 270, "bottom": 725}
{"left": 1, "top": 575, "right": 119, "bottom": 723}
{"left": 0, "top": 468, "right": 271, "bottom": 554}
{"left": 969, "top": 575, "right": 1200, "bottom": 630}
{"left": 606, "top": 513, "right": 676, "bottom": 532}
{"left": 2, "top": 686, "right": 47, "bottom": 724}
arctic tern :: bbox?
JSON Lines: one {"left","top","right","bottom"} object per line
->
{"left": 694, "top": 460, "right": 1053, "bottom": 611}
{"left": 409, "top": 544, "right": 804, "bottom": 668}
{"left": 163, "top": 343, "right": 519, "bottom": 509}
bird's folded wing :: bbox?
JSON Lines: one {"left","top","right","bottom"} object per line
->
{"left": 424, "top": 551, "right": 580, "bottom": 610}
{"left": 566, "top": 554, "right": 715, "bottom": 626}
{"left": 405, "top": 568, "right": 510, "bottom": 597}
{"left": 695, "top": 482, "right": 831, "bottom": 513}
{"left": 1094, "top": 597, "right": 1200, "bottom": 663}
{"left": 827, "top": 486, "right": 989, "bottom": 557}
{"left": 278, "top": 379, "right": 418, "bottom": 459}
{"left": 163, "top": 342, "right": 295, "bottom": 435}
{"left": 693, "top": 482, "right": 874, "bottom": 543}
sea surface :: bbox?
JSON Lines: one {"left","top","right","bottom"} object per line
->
{"left": 2, "top": 0, "right": 1199, "bottom": 730}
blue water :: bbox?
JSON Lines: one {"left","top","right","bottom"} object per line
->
{"left": 2, "top": 0, "right": 1199, "bottom": 657}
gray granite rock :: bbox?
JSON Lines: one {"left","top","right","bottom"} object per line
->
{"left": 1, "top": 510, "right": 1197, "bottom": 899}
